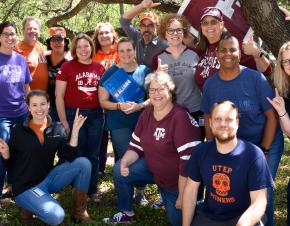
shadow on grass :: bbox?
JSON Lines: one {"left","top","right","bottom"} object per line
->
{"left": 0, "top": 166, "right": 170, "bottom": 226}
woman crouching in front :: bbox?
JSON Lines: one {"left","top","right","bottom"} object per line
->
{"left": 0, "top": 90, "right": 92, "bottom": 225}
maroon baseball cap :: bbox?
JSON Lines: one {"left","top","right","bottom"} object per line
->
{"left": 200, "top": 7, "right": 223, "bottom": 22}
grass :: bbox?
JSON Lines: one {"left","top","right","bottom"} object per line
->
{"left": 0, "top": 139, "right": 290, "bottom": 226}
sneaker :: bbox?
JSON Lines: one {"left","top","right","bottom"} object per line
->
{"left": 103, "top": 212, "right": 135, "bottom": 224}
{"left": 150, "top": 197, "right": 164, "bottom": 209}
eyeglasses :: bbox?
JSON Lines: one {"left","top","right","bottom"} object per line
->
{"left": 166, "top": 28, "right": 184, "bottom": 35}
{"left": 140, "top": 23, "right": 155, "bottom": 29}
{"left": 148, "top": 87, "right": 166, "bottom": 94}
{"left": 200, "top": 19, "right": 219, "bottom": 27}
{"left": 50, "top": 36, "right": 64, "bottom": 42}
{"left": 1, "top": 32, "right": 16, "bottom": 38}
{"left": 281, "top": 59, "right": 290, "bottom": 66}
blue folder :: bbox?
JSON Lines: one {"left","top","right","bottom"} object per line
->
{"left": 102, "top": 68, "right": 145, "bottom": 102}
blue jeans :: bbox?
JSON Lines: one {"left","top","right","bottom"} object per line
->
{"left": 111, "top": 127, "right": 134, "bottom": 159}
{"left": 265, "top": 130, "right": 284, "bottom": 226}
{"left": 15, "top": 157, "right": 91, "bottom": 226}
{"left": 66, "top": 108, "right": 103, "bottom": 195}
{"left": 0, "top": 114, "right": 27, "bottom": 199}
{"left": 113, "top": 157, "right": 182, "bottom": 226}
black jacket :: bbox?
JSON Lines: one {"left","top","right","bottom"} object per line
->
{"left": 6, "top": 118, "right": 77, "bottom": 197}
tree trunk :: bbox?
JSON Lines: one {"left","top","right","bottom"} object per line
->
{"left": 239, "top": 0, "right": 290, "bottom": 56}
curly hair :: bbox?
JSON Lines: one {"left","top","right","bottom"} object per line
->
{"left": 92, "top": 22, "right": 118, "bottom": 53}
{"left": 273, "top": 41, "right": 290, "bottom": 97}
{"left": 158, "top": 13, "right": 190, "bottom": 40}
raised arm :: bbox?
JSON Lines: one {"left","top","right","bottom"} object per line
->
{"left": 122, "top": 0, "right": 161, "bottom": 20}
{"left": 236, "top": 188, "right": 267, "bottom": 226}
{"left": 69, "top": 108, "right": 87, "bottom": 147}
{"left": 242, "top": 36, "right": 271, "bottom": 73}
{"left": 267, "top": 88, "right": 290, "bottom": 135}
{"left": 279, "top": 6, "right": 290, "bottom": 21}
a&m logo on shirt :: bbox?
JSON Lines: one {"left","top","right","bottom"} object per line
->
{"left": 153, "top": 128, "right": 165, "bottom": 141}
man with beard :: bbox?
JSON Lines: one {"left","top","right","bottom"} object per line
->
{"left": 199, "top": 33, "right": 283, "bottom": 226}
{"left": 15, "top": 17, "right": 48, "bottom": 91}
{"left": 120, "top": 0, "right": 167, "bottom": 67}
{"left": 182, "top": 101, "right": 273, "bottom": 226}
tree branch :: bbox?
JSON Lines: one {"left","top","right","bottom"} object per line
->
{"left": 46, "top": 0, "right": 94, "bottom": 27}
{"left": 2, "top": 0, "right": 21, "bottom": 22}
{"left": 45, "top": 0, "right": 180, "bottom": 28}
{"left": 37, "top": 0, "right": 73, "bottom": 15}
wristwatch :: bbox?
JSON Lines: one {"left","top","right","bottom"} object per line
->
{"left": 260, "top": 146, "right": 270, "bottom": 155}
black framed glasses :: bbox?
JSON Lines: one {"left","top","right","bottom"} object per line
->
{"left": 1, "top": 32, "right": 16, "bottom": 38}
{"left": 166, "top": 28, "right": 184, "bottom": 35}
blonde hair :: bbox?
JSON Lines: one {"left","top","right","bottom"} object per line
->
{"left": 145, "top": 72, "right": 176, "bottom": 101}
{"left": 22, "top": 16, "right": 41, "bottom": 30}
{"left": 273, "top": 41, "right": 290, "bottom": 97}
{"left": 92, "top": 22, "right": 118, "bottom": 53}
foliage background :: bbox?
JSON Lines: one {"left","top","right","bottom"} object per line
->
{"left": 0, "top": 0, "right": 289, "bottom": 225}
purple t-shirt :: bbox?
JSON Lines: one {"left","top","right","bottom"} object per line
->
{"left": 0, "top": 51, "right": 31, "bottom": 117}
{"left": 128, "top": 104, "right": 201, "bottom": 190}
{"left": 185, "top": 139, "right": 273, "bottom": 221}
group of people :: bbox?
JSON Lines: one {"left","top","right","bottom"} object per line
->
{"left": 0, "top": 0, "right": 289, "bottom": 225}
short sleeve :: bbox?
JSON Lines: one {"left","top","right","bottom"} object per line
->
{"left": 56, "top": 62, "right": 69, "bottom": 82}
{"left": 173, "top": 110, "right": 201, "bottom": 176}
{"left": 247, "top": 151, "right": 274, "bottom": 191}
{"left": 185, "top": 145, "right": 202, "bottom": 182}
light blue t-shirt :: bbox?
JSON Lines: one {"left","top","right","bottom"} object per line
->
{"left": 201, "top": 67, "right": 274, "bottom": 145}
